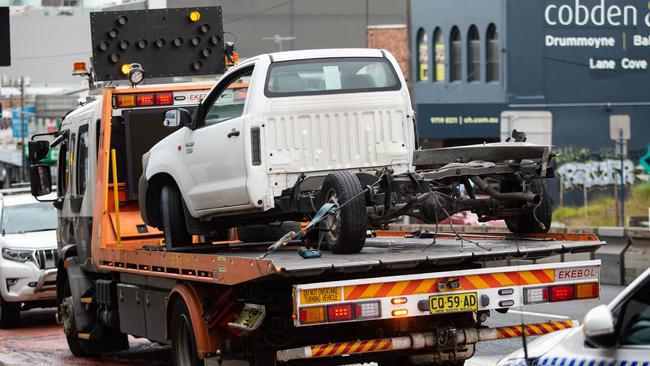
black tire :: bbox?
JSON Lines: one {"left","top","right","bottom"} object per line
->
{"left": 319, "top": 171, "right": 367, "bottom": 254}
{"left": 60, "top": 274, "right": 128, "bottom": 357}
{"left": 237, "top": 222, "right": 301, "bottom": 243}
{"left": 170, "top": 298, "right": 204, "bottom": 366}
{"left": 60, "top": 279, "right": 87, "bottom": 357}
{"left": 505, "top": 179, "right": 552, "bottom": 234}
{"left": 0, "top": 297, "right": 20, "bottom": 329}
{"left": 161, "top": 185, "right": 192, "bottom": 248}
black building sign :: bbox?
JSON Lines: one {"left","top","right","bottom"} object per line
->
{"left": 0, "top": 7, "right": 10, "bottom": 67}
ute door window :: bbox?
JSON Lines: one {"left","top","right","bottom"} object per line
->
{"left": 76, "top": 125, "right": 89, "bottom": 197}
{"left": 56, "top": 135, "right": 70, "bottom": 197}
{"left": 203, "top": 70, "right": 252, "bottom": 126}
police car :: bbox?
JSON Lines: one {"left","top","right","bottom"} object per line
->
{"left": 498, "top": 267, "right": 650, "bottom": 366}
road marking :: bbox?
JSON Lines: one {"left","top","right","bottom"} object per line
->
{"left": 509, "top": 309, "right": 569, "bottom": 319}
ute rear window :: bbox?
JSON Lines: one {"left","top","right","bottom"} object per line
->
{"left": 265, "top": 57, "right": 400, "bottom": 97}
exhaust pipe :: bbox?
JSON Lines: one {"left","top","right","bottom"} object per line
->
{"left": 470, "top": 176, "right": 540, "bottom": 204}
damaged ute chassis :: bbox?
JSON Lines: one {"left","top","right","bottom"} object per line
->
{"left": 139, "top": 48, "right": 553, "bottom": 254}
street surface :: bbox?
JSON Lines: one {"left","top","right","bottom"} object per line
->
{"left": 0, "top": 285, "right": 623, "bottom": 366}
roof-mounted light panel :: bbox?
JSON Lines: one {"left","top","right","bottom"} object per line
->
{"left": 90, "top": 7, "right": 225, "bottom": 82}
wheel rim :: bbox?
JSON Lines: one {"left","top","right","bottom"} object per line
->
{"left": 175, "top": 314, "right": 194, "bottom": 365}
{"left": 324, "top": 188, "right": 341, "bottom": 243}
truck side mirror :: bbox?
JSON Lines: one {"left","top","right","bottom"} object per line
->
{"left": 29, "top": 164, "right": 53, "bottom": 198}
{"left": 583, "top": 304, "right": 618, "bottom": 349}
{"left": 163, "top": 108, "right": 192, "bottom": 128}
{"left": 28, "top": 140, "right": 50, "bottom": 163}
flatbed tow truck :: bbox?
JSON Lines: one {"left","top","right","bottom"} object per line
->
{"left": 24, "top": 6, "right": 603, "bottom": 366}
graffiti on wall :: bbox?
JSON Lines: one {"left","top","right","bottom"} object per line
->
{"left": 555, "top": 145, "right": 650, "bottom": 190}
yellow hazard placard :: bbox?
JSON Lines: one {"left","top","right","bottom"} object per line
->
{"left": 299, "top": 287, "right": 342, "bottom": 305}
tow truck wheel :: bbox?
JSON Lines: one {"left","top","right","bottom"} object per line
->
{"left": 170, "top": 298, "right": 203, "bottom": 366}
{"left": 504, "top": 179, "right": 552, "bottom": 234}
{"left": 59, "top": 279, "right": 88, "bottom": 356}
{"left": 320, "top": 171, "right": 367, "bottom": 254}
{"left": 161, "top": 185, "right": 192, "bottom": 248}
{"left": 0, "top": 297, "right": 20, "bottom": 328}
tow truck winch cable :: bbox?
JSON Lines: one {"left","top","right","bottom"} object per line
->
{"left": 257, "top": 173, "right": 388, "bottom": 259}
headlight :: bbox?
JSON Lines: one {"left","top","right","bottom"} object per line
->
{"left": 2, "top": 248, "right": 34, "bottom": 263}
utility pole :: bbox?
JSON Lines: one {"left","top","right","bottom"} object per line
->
{"left": 365, "top": 0, "right": 370, "bottom": 46}
{"left": 619, "top": 128, "right": 626, "bottom": 227}
{"left": 609, "top": 114, "right": 631, "bottom": 227}
{"left": 20, "top": 76, "right": 25, "bottom": 182}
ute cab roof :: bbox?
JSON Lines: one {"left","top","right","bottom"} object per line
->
{"left": 267, "top": 48, "right": 386, "bottom": 62}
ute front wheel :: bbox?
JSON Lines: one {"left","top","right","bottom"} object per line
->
{"left": 320, "top": 171, "right": 367, "bottom": 254}
{"left": 161, "top": 185, "right": 192, "bottom": 248}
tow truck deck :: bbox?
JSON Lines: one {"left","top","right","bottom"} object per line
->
{"left": 95, "top": 232, "right": 602, "bottom": 285}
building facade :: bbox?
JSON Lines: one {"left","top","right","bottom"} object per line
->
{"left": 411, "top": 0, "right": 650, "bottom": 203}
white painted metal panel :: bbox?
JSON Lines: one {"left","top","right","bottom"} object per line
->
{"left": 262, "top": 92, "right": 412, "bottom": 175}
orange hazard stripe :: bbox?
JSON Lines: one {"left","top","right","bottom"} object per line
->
{"left": 343, "top": 269, "right": 555, "bottom": 300}
{"left": 311, "top": 339, "right": 394, "bottom": 358}
{"left": 496, "top": 321, "right": 574, "bottom": 339}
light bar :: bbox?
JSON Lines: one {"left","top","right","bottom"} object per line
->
{"left": 114, "top": 91, "right": 176, "bottom": 108}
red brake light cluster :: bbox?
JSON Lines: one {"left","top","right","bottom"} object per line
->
{"left": 524, "top": 282, "right": 598, "bottom": 305}
{"left": 299, "top": 301, "right": 381, "bottom": 325}
{"left": 115, "top": 92, "right": 174, "bottom": 108}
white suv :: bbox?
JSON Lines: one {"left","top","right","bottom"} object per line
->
{"left": 0, "top": 191, "right": 58, "bottom": 328}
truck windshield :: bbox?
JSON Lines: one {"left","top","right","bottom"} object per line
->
{"left": 265, "top": 57, "right": 400, "bottom": 97}
{"left": 2, "top": 202, "right": 57, "bottom": 234}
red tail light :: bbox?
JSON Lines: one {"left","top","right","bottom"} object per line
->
{"left": 550, "top": 285, "right": 575, "bottom": 302}
{"left": 136, "top": 93, "right": 154, "bottom": 106}
{"left": 327, "top": 303, "right": 354, "bottom": 322}
{"left": 155, "top": 92, "right": 174, "bottom": 105}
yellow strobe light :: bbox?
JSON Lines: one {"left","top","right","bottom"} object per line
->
{"left": 188, "top": 10, "right": 201, "bottom": 22}
{"left": 120, "top": 63, "right": 131, "bottom": 75}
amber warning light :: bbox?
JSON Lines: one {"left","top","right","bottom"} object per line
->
{"left": 72, "top": 61, "right": 89, "bottom": 76}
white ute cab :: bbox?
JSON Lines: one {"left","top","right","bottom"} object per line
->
{"left": 140, "top": 48, "right": 556, "bottom": 253}
{"left": 0, "top": 191, "right": 58, "bottom": 328}
{"left": 498, "top": 267, "right": 650, "bottom": 366}
{"left": 140, "top": 48, "right": 414, "bottom": 251}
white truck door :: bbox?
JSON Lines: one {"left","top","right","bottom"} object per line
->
{"left": 182, "top": 67, "right": 253, "bottom": 211}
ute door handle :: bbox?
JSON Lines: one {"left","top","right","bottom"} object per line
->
{"left": 227, "top": 129, "right": 240, "bottom": 138}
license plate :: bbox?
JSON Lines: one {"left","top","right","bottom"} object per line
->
{"left": 429, "top": 292, "right": 478, "bottom": 314}
{"left": 299, "top": 287, "right": 342, "bottom": 305}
